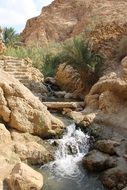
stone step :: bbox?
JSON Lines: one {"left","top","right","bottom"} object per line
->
{"left": 6, "top": 60, "right": 24, "bottom": 64}
{"left": 4, "top": 67, "right": 28, "bottom": 72}
{"left": 12, "top": 72, "right": 26, "bottom": 76}
{"left": 5, "top": 65, "right": 27, "bottom": 68}
{"left": 19, "top": 79, "right": 30, "bottom": 84}
{"left": 15, "top": 76, "right": 29, "bottom": 80}
{"left": 43, "top": 102, "right": 85, "bottom": 110}
{"left": 5, "top": 63, "right": 27, "bottom": 66}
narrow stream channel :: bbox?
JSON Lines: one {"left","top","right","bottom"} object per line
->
{"left": 40, "top": 123, "right": 107, "bottom": 190}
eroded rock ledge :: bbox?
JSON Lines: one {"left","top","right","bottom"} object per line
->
{"left": 0, "top": 69, "right": 64, "bottom": 138}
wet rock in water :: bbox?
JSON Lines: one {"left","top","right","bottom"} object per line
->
{"left": 54, "top": 91, "right": 67, "bottom": 98}
{"left": 95, "top": 139, "right": 120, "bottom": 155}
{"left": 83, "top": 150, "right": 117, "bottom": 172}
{"left": 45, "top": 77, "right": 56, "bottom": 85}
{"left": 6, "top": 163, "right": 43, "bottom": 190}
{"left": 68, "top": 144, "right": 78, "bottom": 154}
{"left": 64, "top": 92, "right": 79, "bottom": 99}
{"left": 101, "top": 165, "right": 127, "bottom": 190}
{"left": 44, "top": 77, "right": 60, "bottom": 92}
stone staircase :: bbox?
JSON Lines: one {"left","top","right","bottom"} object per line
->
{"left": 3, "top": 58, "right": 29, "bottom": 87}
{"left": 0, "top": 57, "right": 48, "bottom": 100}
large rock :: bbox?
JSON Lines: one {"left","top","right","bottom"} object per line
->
{"left": 0, "top": 124, "right": 20, "bottom": 186}
{"left": 55, "top": 63, "right": 85, "bottom": 95}
{"left": 14, "top": 141, "right": 53, "bottom": 165}
{"left": 83, "top": 150, "right": 116, "bottom": 172}
{"left": 101, "top": 164, "right": 127, "bottom": 190}
{"left": 95, "top": 140, "right": 120, "bottom": 155}
{"left": 6, "top": 163, "right": 43, "bottom": 190}
{"left": 84, "top": 58, "right": 127, "bottom": 130}
{"left": 11, "top": 130, "right": 56, "bottom": 158}
{"left": 0, "top": 69, "right": 64, "bottom": 138}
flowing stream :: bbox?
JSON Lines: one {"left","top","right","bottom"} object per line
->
{"left": 40, "top": 123, "right": 107, "bottom": 190}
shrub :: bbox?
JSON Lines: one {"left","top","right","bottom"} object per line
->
{"left": 5, "top": 46, "right": 45, "bottom": 69}
{"left": 41, "top": 52, "right": 64, "bottom": 77}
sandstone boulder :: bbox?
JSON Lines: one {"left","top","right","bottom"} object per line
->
{"left": 6, "top": 163, "right": 43, "bottom": 190}
{"left": 0, "top": 70, "right": 64, "bottom": 138}
{"left": 85, "top": 67, "right": 127, "bottom": 130}
{"left": 14, "top": 141, "right": 53, "bottom": 165}
{"left": 55, "top": 63, "right": 85, "bottom": 95}
{"left": 0, "top": 124, "right": 20, "bottom": 185}
{"left": 0, "top": 144, "right": 20, "bottom": 183}
{"left": 11, "top": 130, "right": 56, "bottom": 164}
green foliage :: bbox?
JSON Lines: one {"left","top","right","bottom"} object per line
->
{"left": 117, "top": 35, "right": 127, "bottom": 61}
{"left": 42, "top": 52, "right": 64, "bottom": 77}
{"left": 41, "top": 37, "right": 104, "bottom": 81}
{"left": 5, "top": 46, "right": 45, "bottom": 69}
{"left": 3, "top": 27, "right": 20, "bottom": 46}
{"left": 62, "top": 37, "right": 104, "bottom": 84}
{"left": 5, "top": 33, "right": 104, "bottom": 83}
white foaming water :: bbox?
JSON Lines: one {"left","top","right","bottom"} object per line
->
{"left": 42, "top": 124, "right": 90, "bottom": 180}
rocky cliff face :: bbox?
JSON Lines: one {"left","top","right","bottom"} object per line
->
{"left": 21, "top": 0, "right": 127, "bottom": 95}
{"left": 22, "top": 0, "right": 127, "bottom": 55}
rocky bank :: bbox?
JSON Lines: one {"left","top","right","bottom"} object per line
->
{"left": 66, "top": 56, "right": 127, "bottom": 190}
{"left": 0, "top": 68, "right": 65, "bottom": 189}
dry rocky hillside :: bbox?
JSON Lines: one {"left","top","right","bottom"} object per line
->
{"left": 22, "top": 0, "right": 127, "bottom": 58}
{"left": 21, "top": 0, "right": 127, "bottom": 94}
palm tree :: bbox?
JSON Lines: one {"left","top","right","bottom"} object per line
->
{"left": 62, "top": 37, "right": 104, "bottom": 85}
{"left": 3, "top": 27, "right": 20, "bottom": 46}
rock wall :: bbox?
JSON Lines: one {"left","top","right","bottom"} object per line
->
{"left": 83, "top": 56, "right": 127, "bottom": 130}
{"left": 22, "top": 0, "right": 127, "bottom": 59}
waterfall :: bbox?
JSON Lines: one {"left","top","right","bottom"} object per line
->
{"left": 41, "top": 123, "right": 107, "bottom": 190}
{"left": 51, "top": 123, "right": 89, "bottom": 178}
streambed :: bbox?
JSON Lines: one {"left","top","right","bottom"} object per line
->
{"left": 40, "top": 123, "right": 108, "bottom": 190}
